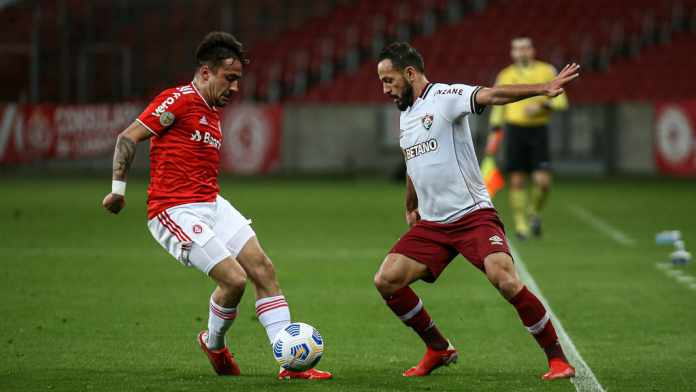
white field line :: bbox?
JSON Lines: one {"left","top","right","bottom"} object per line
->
{"left": 655, "top": 262, "right": 696, "bottom": 291}
{"left": 509, "top": 242, "right": 606, "bottom": 392}
{"left": 567, "top": 204, "right": 636, "bottom": 246}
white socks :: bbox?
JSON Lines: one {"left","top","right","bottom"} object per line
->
{"left": 255, "top": 295, "right": 290, "bottom": 343}
{"left": 206, "top": 295, "right": 289, "bottom": 349}
{"left": 207, "top": 297, "right": 237, "bottom": 350}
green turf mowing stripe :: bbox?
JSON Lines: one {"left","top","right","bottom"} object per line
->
{"left": 509, "top": 242, "right": 606, "bottom": 392}
{"left": 567, "top": 204, "right": 635, "bottom": 246}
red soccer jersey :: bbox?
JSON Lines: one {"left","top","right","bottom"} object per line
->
{"left": 136, "top": 82, "right": 223, "bottom": 219}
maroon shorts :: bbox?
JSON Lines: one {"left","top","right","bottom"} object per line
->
{"left": 390, "top": 208, "right": 511, "bottom": 282}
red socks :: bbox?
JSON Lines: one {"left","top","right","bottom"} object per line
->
{"left": 384, "top": 285, "right": 567, "bottom": 361}
{"left": 385, "top": 287, "right": 449, "bottom": 350}
{"left": 509, "top": 286, "right": 567, "bottom": 361}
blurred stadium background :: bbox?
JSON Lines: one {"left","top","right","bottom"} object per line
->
{"left": 2, "top": 1, "right": 696, "bottom": 391}
{"left": 2, "top": 0, "right": 696, "bottom": 176}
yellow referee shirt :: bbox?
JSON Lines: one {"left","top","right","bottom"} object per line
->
{"left": 489, "top": 60, "right": 568, "bottom": 128}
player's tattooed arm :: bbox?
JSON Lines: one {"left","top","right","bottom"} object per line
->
{"left": 103, "top": 121, "right": 153, "bottom": 214}
{"left": 113, "top": 136, "right": 136, "bottom": 181}
{"left": 476, "top": 63, "right": 580, "bottom": 106}
{"left": 111, "top": 121, "right": 153, "bottom": 181}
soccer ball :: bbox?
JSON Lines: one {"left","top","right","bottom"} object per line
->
{"left": 272, "top": 322, "right": 324, "bottom": 371}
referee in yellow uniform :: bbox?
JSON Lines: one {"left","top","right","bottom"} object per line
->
{"left": 488, "top": 37, "right": 569, "bottom": 240}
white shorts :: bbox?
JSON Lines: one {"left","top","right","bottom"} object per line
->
{"left": 147, "top": 195, "right": 255, "bottom": 275}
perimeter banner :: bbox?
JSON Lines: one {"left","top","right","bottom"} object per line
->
{"left": 0, "top": 103, "right": 141, "bottom": 163}
{"left": 0, "top": 103, "right": 283, "bottom": 175}
{"left": 654, "top": 100, "right": 696, "bottom": 176}
{"left": 220, "top": 104, "right": 283, "bottom": 174}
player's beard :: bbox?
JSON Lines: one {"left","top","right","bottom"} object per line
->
{"left": 216, "top": 93, "right": 231, "bottom": 107}
{"left": 395, "top": 80, "right": 414, "bottom": 111}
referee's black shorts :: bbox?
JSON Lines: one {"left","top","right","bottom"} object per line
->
{"left": 504, "top": 123, "right": 551, "bottom": 173}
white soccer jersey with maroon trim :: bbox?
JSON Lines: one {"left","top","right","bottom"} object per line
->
{"left": 399, "top": 82, "right": 492, "bottom": 223}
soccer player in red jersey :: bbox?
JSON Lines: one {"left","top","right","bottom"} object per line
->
{"left": 374, "top": 42, "right": 578, "bottom": 380}
{"left": 102, "top": 32, "right": 331, "bottom": 380}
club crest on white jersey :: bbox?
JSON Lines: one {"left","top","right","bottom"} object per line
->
{"left": 421, "top": 113, "right": 434, "bottom": 130}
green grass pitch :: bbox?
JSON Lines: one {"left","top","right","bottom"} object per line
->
{"left": 1, "top": 176, "right": 695, "bottom": 391}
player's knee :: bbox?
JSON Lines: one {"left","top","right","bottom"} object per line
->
{"left": 509, "top": 173, "right": 525, "bottom": 188}
{"left": 533, "top": 172, "right": 552, "bottom": 189}
{"left": 484, "top": 253, "right": 520, "bottom": 295}
{"left": 373, "top": 270, "right": 401, "bottom": 297}
{"left": 373, "top": 272, "right": 390, "bottom": 296}
{"left": 536, "top": 178, "right": 551, "bottom": 191}
{"left": 497, "top": 274, "right": 523, "bottom": 299}
{"left": 218, "top": 266, "right": 248, "bottom": 292}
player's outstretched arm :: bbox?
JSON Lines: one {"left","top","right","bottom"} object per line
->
{"left": 475, "top": 63, "right": 580, "bottom": 106}
{"left": 102, "top": 121, "right": 153, "bottom": 214}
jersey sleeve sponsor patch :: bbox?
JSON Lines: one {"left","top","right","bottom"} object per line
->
{"left": 137, "top": 86, "right": 191, "bottom": 135}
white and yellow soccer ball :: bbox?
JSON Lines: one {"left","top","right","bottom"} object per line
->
{"left": 272, "top": 322, "right": 324, "bottom": 371}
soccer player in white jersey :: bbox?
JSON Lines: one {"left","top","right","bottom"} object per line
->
{"left": 373, "top": 42, "right": 579, "bottom": 380}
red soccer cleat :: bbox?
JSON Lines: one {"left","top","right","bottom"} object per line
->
{"left": 197, "top": 330, "right": 241, "bottom": 376}
{"left": 277, "top": 367, "right": 333, "bottom": 380}
{"left": 542, "top": 358, "right": 576, "bottom": 380}
{"left": 403, "top": 343, "right": 459, "bottom": 377}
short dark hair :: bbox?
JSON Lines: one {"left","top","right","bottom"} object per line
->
{"left": 196, "top": 31, "right": 249, "bottom": 70}
{"left": 378, "top": 42, "right": 425, "bottom": 73}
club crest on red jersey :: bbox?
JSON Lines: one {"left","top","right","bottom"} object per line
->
{"left": 422, "top": 114, "right": 434, "bottom": 130}
{"left": 193, "top": 224, "right": 203, "bottom": 234}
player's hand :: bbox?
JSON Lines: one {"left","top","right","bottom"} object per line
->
{"left": 545, "top": 63, "right": 580, "bottom": 97}
{"left": 102, "top": 193, "right": 126, "bottom": 214}
{"left": 406, "top": 209, "right": 420, "bottom": 227}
